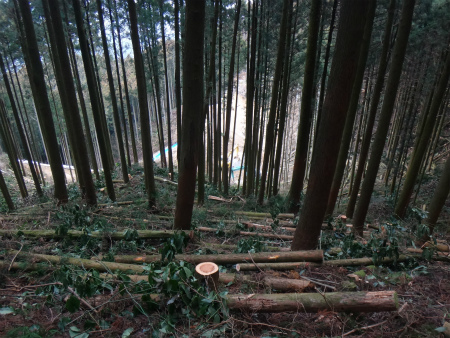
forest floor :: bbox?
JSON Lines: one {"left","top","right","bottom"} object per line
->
{"left": 0, "top": 163, "right": 450, "bottom": 337}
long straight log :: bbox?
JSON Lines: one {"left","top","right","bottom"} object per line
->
{"left": 94, "top": 272, "right": 312, "bottom": 292}
{"left": 0, "top": 229, "right": 178, "bottom": 239}
{"left": 235, "top": 211, "right": 294, "bottom": 219}
{"left": 236, "top": 255, "right": 415, "bottom": 271}
{"left": 197, "top": 242, "right": 290, "bottom": 252}
{"left": 226, "top": 291, "right": 398, "bottom": 313}
{"left": 197, "top": 226, "right": 294, "bottom": 240}
{"left": 7, "top": 251, "right": 146, "bottom": 274}
{"left": 113, "top": 250, "right": 324, "bottom": 265}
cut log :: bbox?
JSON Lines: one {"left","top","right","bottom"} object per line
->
{"left": 6, "top": 250, "right": 146, "bottom": 274}
{"left": 197, "top": 242, "right": 290, "bottom": 252}
{"left": 423, "top": 241, "right": 450, "bottom": 252}
{"left": 90, "top": 272, "right": 311, "bottom": 292}
{"left": 154, "top": 176, "right": 178, "bottom": 186}
{"left": 226, "top": 291, "right": 398, "bottom": 313}
{"left": 195, "top": 262, "right": 219, "bottom": 291}
{"left": 235, "top": 211, "right": 294, "bottom": 219}
{"left": 0, "top": 229, "right": 179, "bottom": 239}
{"left": 197, "top": 226, "right": 294, "bottom": 240}
{"left": 242, "top": 221, "right": 296, "bottom": 233}
{"left": 236, "top": 255, "right": 415, "bottom": 271}
{"left": 113, "top": 250, "right": 324, "bottom": 265}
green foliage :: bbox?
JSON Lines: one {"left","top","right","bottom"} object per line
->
{"left": 322, "top": 222, "right": 400, "bottom": 265}
{"left": 234, "top": 237, "right": 266, "bottom": 253}
{"left": 160, "top": 232, "right": 189, "bottom": 262}
{"left": 67, "top": 183, "right": 80, "bottom": 200}
{"left": 7, "top": 324, "right": 57, "bottom": 338}
{"left": 146, "top": 260, "right": 229, "bottom": 332}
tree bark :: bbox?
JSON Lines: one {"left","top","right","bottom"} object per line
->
{"left": 394, "top": 49, "right": 450, "bottom": 218}
{"left": 128, "top": 0, "right": 157, "bottom": 207}
{"left": 325, "top": 1, "right": 376, "bottom": 217}
{"left": 174, "top": 0, "right": 205, "bottom": 230}
{"left": 285, "top": 0, "right": 321, "bottom": 212}
{"left": 291, "top": 0, "right": 369, "bottom": 250}
{"left": 227, "top": 291, "right": 398, "bottom": 313}
{"left": 113, "top": 250, "right": 323, "bottom": 265}
{"left": 96, "top": 0, "right": 129, "bottom": 183}
{"left": 16, "top": 0, "right": 68, "bottom": 203}
{"left": 72, "top": 0, "right": 115, "bottom": 201}
{"left": 345, "top": 0, "right": 396, "bottom": 218}
{"left": 352, "top": 0, "right": 416, "bottom": 235}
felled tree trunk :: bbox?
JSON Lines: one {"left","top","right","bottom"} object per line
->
{"left": 227, "top": 291, "right": 398, "bottom": 313}
{"left": 114, "top": 250, "right": 324, "bottom": 265}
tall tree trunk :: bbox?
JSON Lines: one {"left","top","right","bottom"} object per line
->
{"left": 198, "top": 0, "right": 220, "bottom": 204}
{"left": 0, "top": 99, "right": 28, "bottom": 198}
{"left": 0, "top": 52, "right": 42, "bottom": 196}
{"left": 43, "top": 0, "right": 97, "bottom": 206}
{"left": 108, "top": 0, "right": 131, "bottom": 168}
{"left": 285, "top": 0, "right": 321, "bottom": 213}
{"left": 325, "top": 0, "right": 376, "bottom": 217}
{"left": 159, "top": 0, "right": 174, "bottom": 179}
{"left": 273, "top": 2, "right": 294, "bottom": 197}
{"left": 422, "top": 153, "right": 450, "bottom": 239}
{"left": 128, "top": 0, "right": 157, "bottom": 207}
{"left": 72, "top": 0, "right": 115, "bottom": 201}
{"left": 114, "top": 0, "right": 138, "bottom": 164}
{"left": 96, "top": 0, "right": 129, "bottom": 183}
{"left": 16, "top": 0, "right": 68, "bottom": 203}
{"left": 345, "top": 0, "right": 396, "bottom": 218}
{"left": 222, "top": 0, "right": 241, "bottom": 195}
{"left": 174, "top": 0, "right": 205, "bottom": 230}
{"left": 352, "top": 0, "right": 416, "bottom": 234}
{"left": 0, "top": 166, "right": 14, "bottom": 211}
{"left": 291, "top": 0, "right": 369, "bottom": 251}
{"left": 394, "top": 49, "right": 450, "bottom": 218}
{"left": 174, "top": 0, "right": 182, "bottom": 163}
{"left": 257, "top": 0, "right": 291, "bottom": 204}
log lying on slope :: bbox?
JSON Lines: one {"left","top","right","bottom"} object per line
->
{"left": 236, "top": 255, "right": 415, "bottom": 271}
{"left": 70, "top": 291, "right": 399, "bottom": 314}
{"left": 227, "top": 291, "right": 398, "bottom": 313}
{"left": 197, "top": 226, "right": 294, "bottom": 240}
{"left": 0, "top": 229, "right": 178, "bottom": 239}
{"left": 235, "top": 211, "right": 295, "bottom": 219}
{"left": 113, "top": 250, "right": 324, "bottom": 265}
{"left": 6, "top": 250, "right": 146, "bottom": 274}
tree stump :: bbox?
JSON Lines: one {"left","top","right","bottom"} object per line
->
{"left": 195, "top": 262, "right": 219, "bottom": 292}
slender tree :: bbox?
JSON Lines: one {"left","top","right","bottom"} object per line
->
{"left": 222, "top": 0, "right": 241, "bottom": 195}
{"left": 394, "top": 48, "right": 450, "bottom": 218}
{"left": 257, "top": 0, "right": 291, "bottom": 205}
{"left": 0, "top": 51, "right": 42, "bottom": 196}
{"left": 346, "top": 0, "right": 396, "bottom": 218}
{"left": 0, "top": 167, "right": 14, "bottom": 211}
{"left": 285, "top": 0, "right": 321, "bottom": 212}
{"left": 174, "top": 0, "right": 205, "bottom": 230}
{"left": 96, "top": 0, "right": 129, "bottom": 183}
{"left": 43, "top": 0, "right": 97, "bottom": 206}
{"left": 352, "top": 0, "right": 416, "bottom": 234}
{"left": 17, "top": 0, "right": 68, "bottom": 203}
{"left": 291, "top": 0, "right": 369, "bottom": 250}
{"left": 128, "top": 0, "right": 157, "bottom": 207}
{"left": 72, "top": 0, "right": 116, "bottom": 201}
{"left": 421, "top": 153, "right": 450, "bottom": 240}
{"left": 325, "top": 0, "right": 376, "bottom": 217}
